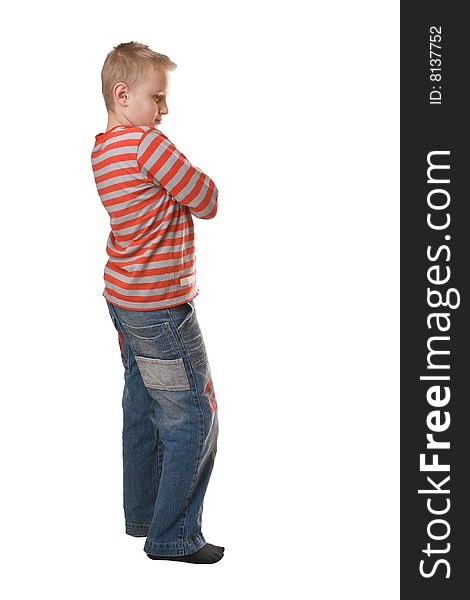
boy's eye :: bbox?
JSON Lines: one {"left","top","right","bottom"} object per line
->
{"left": 155, "top": 95, "right": 161, "bottom": 101}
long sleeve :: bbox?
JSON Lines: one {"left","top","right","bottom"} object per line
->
{"left": 136, "top": 129, "right": 218, "bottom": 219}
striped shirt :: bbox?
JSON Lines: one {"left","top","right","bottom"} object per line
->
{"left": 91, "top": 125, "right": 218, "bottom": 311}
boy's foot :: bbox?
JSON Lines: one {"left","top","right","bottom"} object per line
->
{"left": 147, "top": 543, "right": 225, "bottom": 564}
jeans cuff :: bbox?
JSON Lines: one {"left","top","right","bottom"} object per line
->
{"left": 143, "top": 532, "right": 206, "bottom": 556}
{"left": 126, "top": 521, "right": 150, "bottom": 537}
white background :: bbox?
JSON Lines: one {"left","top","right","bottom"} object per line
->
{"left": 1, "top": 0, "right": 399, "bottom": 597}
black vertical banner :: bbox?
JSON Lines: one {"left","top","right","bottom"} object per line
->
{"left": 401, "top": 2, "right": 469, "bottom": 598}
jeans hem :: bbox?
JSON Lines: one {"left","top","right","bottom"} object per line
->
{"left": 126, "top": 522, "right": 151, "bottom": 537}
{"left": 143, "top": 532, "right": 206, "bottom": 556}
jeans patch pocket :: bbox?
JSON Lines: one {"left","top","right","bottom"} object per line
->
{"left": 121, "top": 320, "right": 179, "bottom": 360}
{"left": 135, "top": 356, "right": 191, "bottom": 391}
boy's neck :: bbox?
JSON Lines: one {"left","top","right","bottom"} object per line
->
{"left": 106, "top": 115, "right": 133, "bottom": 131}
{"left": 106, "top": 121, "right": 122, "bottom": 132}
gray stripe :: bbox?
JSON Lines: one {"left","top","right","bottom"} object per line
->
{"left": 103, "top": 286, "right": 197, "bottom": 310}
{"left": 137, "top": 132, "right": 190, "bottom": 188}
{"left": 93, "top": 160, "right": 135, "bottom": 180}
{"left": 116, "top": 260, "right": 195, "bottom": 277}
{"left": 99, "top": 180, "right": 158, "bottom": 202}
{"left": 136, "top": 129, "right": 167, "bottom": 159}
{"left": 106, "top": 245, "right": 196, "bottom": 269}
{"left": 109, "top": 199, "right": 178, "bottom": 231}
{"left": 104, "top": 278, "right": 175, "bottom": 298}
{"left": 157, "top": 154, "right": 192, "bottom": 190}
{"left": 134, "top": 130, "right": 217, "bottom": 217}
{"left": 110, "top": 207, "right": 194, "bottom": 240}
{"left": 95, "top": 165, "right": 145, "bottom": 186}
{"left": 108, "top": 223, "right": 195, "bottom": 247}
{"left": 105, "top": 250, "right": 195, "bottom": 271}
{"left": 183, "top": 174, "right": 218, "bottom": 216}
{"left": 92, "top": 147, "right": 139, "bottom": 172}
{"left": 92, "top": 131, "right": 142, "bottom": 160}
{"left": 101, "top": 187, "right": 165, "bottom": 214}
{"left": 105, "top": 263, "right": 195, "bottom": 285}
{"left": 105, "top": 239, "right": 195, "bottom": 266}
{"left": 110, "top": 217, "right": 193, "bottom": 247}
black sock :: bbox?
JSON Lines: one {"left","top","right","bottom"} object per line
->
{"left": 147, "top": 543, "right": 225, "bottom": 564}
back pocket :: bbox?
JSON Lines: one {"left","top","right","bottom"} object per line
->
{"left": 121, "top": 320, "right": 180, "bottom": 360}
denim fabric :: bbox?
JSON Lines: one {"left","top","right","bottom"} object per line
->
{"left": 105, "top": 298, "right": 219, "bottom": 556}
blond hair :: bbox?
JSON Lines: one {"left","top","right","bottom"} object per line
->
{"left": 101, "top": 41, "right": 177, "bottom": 112}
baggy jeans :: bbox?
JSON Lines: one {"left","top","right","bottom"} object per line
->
{"left": 105, "top": 298, "right": 219, "bottom": 556}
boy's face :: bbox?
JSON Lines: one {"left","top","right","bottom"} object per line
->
{"left": 114, "top": 66, "right": 170, "bottom": 128}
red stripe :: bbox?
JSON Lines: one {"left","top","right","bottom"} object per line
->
{"left": 105, "top": 231, "right": 195, "bottom": 261}
{"left": 104, "top": 285, "right": 196, "bottom": 304}
{"left": 105, "top": 255, "right": 195, "bottom": 279}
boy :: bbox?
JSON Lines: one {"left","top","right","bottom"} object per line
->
{"left": 90, "top": 41, "right": 223, "bottom": 564}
